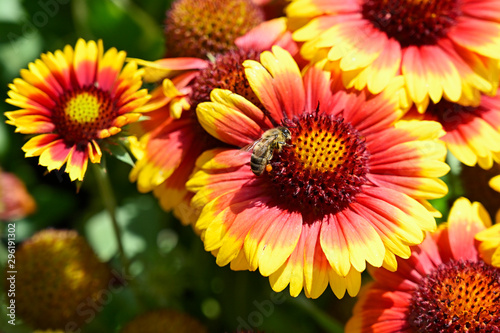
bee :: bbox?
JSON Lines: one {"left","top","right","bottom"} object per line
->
{"left": 243, "top": 126, "right": 292, "bottom": 176}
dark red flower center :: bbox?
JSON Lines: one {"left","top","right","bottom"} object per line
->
{"left": 264, "top": 112, "right": 370, "bottom": 216}
{"left": 425, "top": 99, "right": 486, "bottom": 132}
{"left": 190, "top": 48, "right": 261, "bottom": 108}
{"left": 52, "top": 85, "right": 115, "bottom": 146}
{"left": 361, "top": 0, "right": 462, "bottom": 47}
{"left": 164, "top": 0, "right": 264, "bottom": 59}
{"left": 409, "top": 259, "right": 500, "bottom": 332}
{"left": 185, "top": 48, "right": 262, "bottom": 155}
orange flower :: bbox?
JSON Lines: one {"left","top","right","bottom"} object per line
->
{"left": 287, "top": 0, "right": 500, "bottom": 108}
{"left": 5, "top": 39, "right": 149, "bottom": 181}
{"left": 346, "top": 197, "right": 500, "bottom": 332}
{"left": 404, "top": 88, "right": 500, "bottom": 169}
{"left": 186, "top": 46, "right": 449, "bottom": 298}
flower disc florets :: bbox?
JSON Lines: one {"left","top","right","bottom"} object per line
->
{"left": 190, "top": 49, "right": 261, "bottom": 108}
{"left": 53, "top": 85, "right": 115, "bottom": 145}
{"left": 362, "top": 0, "right": 462, "bottom": 47}
{"left": 267, "top": 112, "right": 370, "bottom": 215}
{"left": 164, "top": 0, "right": 264, "bottom": 59}
{"left": 409, "top": 260, "right": 500, "bottom": 332}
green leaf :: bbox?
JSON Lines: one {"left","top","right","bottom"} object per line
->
{"left": 72, "top": 0, "right": 165, "bottom": 59}
{"left": 104, "top": 140, "right": 135, "bottom": 168}
{"left": 84, "top": 201, "right": 148, "bottom": 262}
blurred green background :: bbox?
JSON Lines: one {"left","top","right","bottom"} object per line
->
{"left": 0, "top": 0, "right": 361, "bottom": 332}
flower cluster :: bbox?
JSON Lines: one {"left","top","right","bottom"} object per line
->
{"left": 4, "top": 0, "right": 500, "bottom": 331}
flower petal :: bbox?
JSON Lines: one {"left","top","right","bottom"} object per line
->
{"left": 73, "top": 39, "right": 99, "bottom": 87}
{"left": 244, "top": 208, "right": 302, "bottom": 276}
{"left": 440, "top": 197, "right": 490, "bottom": 261}
{"left": 197, "top": 91, "right": 263, "bottom": 147}
{"left": 65, "top": 146, "right": 89, "bottom": 181}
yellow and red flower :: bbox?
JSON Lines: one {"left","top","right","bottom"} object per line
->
{"left": 163, "top": 0, "right": 264, "bottom": 59}
{"left": 5, "top": 39, "right": 149, "bottom": 181}
{"left": 129, "top": 15, "right": 298, "bottom": 222}
{"left": 128, "top": 50, "right": 260, "bottom": 221}
{"left": 345, "top": 197, "right": 500, "bottom": 332}
{"left": 186, "top": 46, "right": 449, "bottom": 298}
{"left": 287, "top": 0, "right": 500, "bottom": 109}
{"left": 404, "top": 89, "right": 500, "bottom": 169}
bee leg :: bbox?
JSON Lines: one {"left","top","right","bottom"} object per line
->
{"left": 265, "top": 164, "right": 273, "bottom": 172}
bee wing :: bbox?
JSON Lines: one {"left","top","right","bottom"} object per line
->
{"left": 240, "top": 140, "right": 260, "bottom": 152}
{"left": 238, "top": 130, "right": 281, "bottom": 157}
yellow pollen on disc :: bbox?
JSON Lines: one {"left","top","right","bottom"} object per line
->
{"left": 409, "top": 260, "right": 500, "bottom": 331}
{"left": 439, "top": 269, "right": 499, "bottom": 322}
{"left": 293, "top": 129, "right": 346, "bottom": 173}
{"left": 64, "top": 92, "right": 101, "bottom": 124}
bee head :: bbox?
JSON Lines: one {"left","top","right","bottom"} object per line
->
{"left": 281, "top": 127, "right": 292, "bottom": 141}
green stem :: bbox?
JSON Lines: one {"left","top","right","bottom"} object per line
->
{"left": 290, "top": 296, "right": 344, "bottom": 333}
{"left": 92, "top": 163, "right": 130, "bottom": 276}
